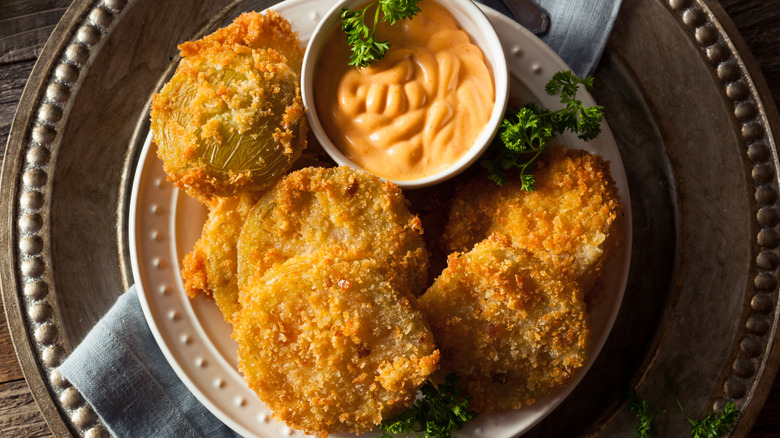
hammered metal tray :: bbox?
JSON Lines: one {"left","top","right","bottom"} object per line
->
{"left": 2, "top": 0, "right": 779, "bottom": 436}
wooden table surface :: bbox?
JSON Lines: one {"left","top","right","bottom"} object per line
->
{"left": 2, "top": 0, "right": 780, "bottom": 436}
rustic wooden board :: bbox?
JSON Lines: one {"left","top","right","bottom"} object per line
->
{"left": 1, "top": 4, "right": 66, "bottom": 437}
{"left": 0, "top": 368, "right": 51, "bottom": 437}
{"left": 1, "top": 0, "right": 779, "bottom": 436}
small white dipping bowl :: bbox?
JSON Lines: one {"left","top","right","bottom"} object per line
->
{"left": 301, "top": 0, "right": 509, "bottom": 189}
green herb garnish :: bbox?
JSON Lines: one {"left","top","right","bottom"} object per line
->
{"left": 664, "top": 373, "right": 739, "bottom": 438}
{"left": 627, "top": 388, "right": 664, "bottom": 438}
{"left": 379, "top": 373, "right": 477, "bottom": 438}
{"left": 480, "top": 70, "right": 604, "bottom": 190}
{"left": 687, "top": 404, "right": 739, "bottom": 438}
{"left": 340, "top": 0, "right": 422, "bottom": 68}
{"left": 627, "top": 373, "right": 740, "bottom": 438}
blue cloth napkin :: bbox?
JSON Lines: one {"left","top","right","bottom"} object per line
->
{"left": 59, "top": 1, "right": 622, "bottom": 436}
{"left": 481, "top": 0, "right": 622, "bottom": 77}
{"left": 59, "top": 286, "right": 240, "bottom": 437}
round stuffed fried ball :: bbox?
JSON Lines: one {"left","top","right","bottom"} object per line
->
{"left": 150, "top": 11, "right": 307, "bottom": 202}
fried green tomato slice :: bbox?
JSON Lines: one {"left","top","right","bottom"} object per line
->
{"left": 418, "top": 234, "right": 590, "bottom": 412}
{"left": 441, "top": 145, "right": 623, "bottom": 294}
{"left": 180, "top": 193, "right": 256, "bottom": 324}
{"left": 150, "top": 11, "right": 306, "bottom": 202}
{"left": 234, "top": 253, "right": 439, "bottom": 437}
{"left": 237, "top": 166, "right": 429, "bottom": 298}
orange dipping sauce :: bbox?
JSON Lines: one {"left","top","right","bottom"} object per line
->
{"left": 314, "top": 0, "right": 495, "bottom": 180}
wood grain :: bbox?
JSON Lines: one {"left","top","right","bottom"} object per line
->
{"left": 0, "top": 4, "right": 65, "bottom": 438}
{"left": 720, "top": 0, "right": 780, "bottom": 110}
{"left": 0, "top": 0, "right": 778, "bottom": 436}
{"left": 0, "top": 0, "right": 71, "bottom": 22}
{"left": 0, "top": 61, "right": 34, "bottom": 160}
{"left": 0, "top": 379, "right": 52, "bottom": 438}
{"left": 0, "top": 2, "right": 63, "bottom": 159}
{"left": 0, "top": 303, "right": 24, "bottom": 382}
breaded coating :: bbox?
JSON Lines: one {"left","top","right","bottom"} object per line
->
{"left": 150, "top": 11, "right": 307, "bottom": 202}
{"left": 441, "top": 145, "right": 623, "bottom": 293}
{"left": 237, "top": 166, "right": 429, "bottom": 297}
{"left": 180, "top": 193, "right": 256, "bottom": 324}
{"left": 288, "top": 129, "right": 336, "bottom": 171}
{"left": 179, "top": 10, "right": 304, "bottom": 73}
{"left": 234, "top": 253, "right": 439, "bottom": 437}
{"left": 418, "top": 234, "right": 590, "bottom": 412}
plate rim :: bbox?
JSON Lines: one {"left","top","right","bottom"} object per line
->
{"left": 2, "top": 0, "right": 779, "bottom": 436}
{"left": 130, "top": 2, "right": 632, "bottom": 437}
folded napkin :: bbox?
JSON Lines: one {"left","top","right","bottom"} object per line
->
{"left": 59, "top": 286, "right": 240, "bottom": 437}
{"left": 481, "top": 0, "right": 622, "bottom": 77}
{"left": 59, "top": 1, "right": 622, "bottom": 436}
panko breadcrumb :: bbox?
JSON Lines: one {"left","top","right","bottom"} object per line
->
{"left": 151, "top": 11, "right": 307, "bottom": 202}
{"left": 418, "top": 234, "right": 590, "bottom": 412}
{"left": 180, "top": 193, "right": 256, "bottom": 324}
{"left": 237, "top": 166, "right": 429, "bottom": 298}
{"left": 441, "top": 145, "right": 623, "bottom": 295}
{"left": 178, "top": 10, "right": 305, "bottom": 73}
{"left": 234, "top": 252, "right": 439, "bottom": 437}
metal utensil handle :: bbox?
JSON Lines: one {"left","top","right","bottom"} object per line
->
{"left": 501, "top": 0, "right": 550, "bottom": 34}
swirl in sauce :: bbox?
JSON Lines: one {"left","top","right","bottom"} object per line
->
{"left": 314, "top": 1, "right": 495, "bottom": 180}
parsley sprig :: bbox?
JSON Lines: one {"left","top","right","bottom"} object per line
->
{"left": 341, "top": 0, "right": 422, "bottom": 67}
{"left": 480, "top": 70, "right": 604, "bottom": 190}
{"left": 628, "top": 373, "right": 740, "bottom": 438}
{"left": 665, "top": 373, "right": 739, "bottom": 438}
{"left": 379, "top": 373, "right": 477, "bottom": 438}
{"left": 627, "top": 388, "right": 665, "bottom": 438}
{"left": 687, "top": 404, "right": 739, "bottom": 438}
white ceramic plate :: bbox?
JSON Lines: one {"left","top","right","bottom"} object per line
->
{"left": 130, "top": 1, "right": 633, "bottom": 436}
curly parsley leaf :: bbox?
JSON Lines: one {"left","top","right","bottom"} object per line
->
{"left": 665, "top": 373, "right": 739, "bottom": 438}
{"left": 480, "top": 71, "right": 604, "bottom": 190}
{"left": 628, "top": 373, "right": 740, "bottom": 438}
{"left": 627, "top": 388, "right": 664, "bottom": 438}
{"left": 500, "top": 106, "right": 551, "bottom": 152}
{"left": 341, "top": 0, "right": 422, "bottom": 67}
{"left": 380, "top": 0, "right": 422, "bottom": 24}
{"left": 378, "top": 373, "right": 478, "bottom": 438}
{"left": 688, "top": 403, "right": 738, "bottom": 438}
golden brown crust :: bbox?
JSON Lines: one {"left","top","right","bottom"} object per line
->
{"left": 150, "top": 11, "right": 307, "bottom": 203}
{"left": 441, "top": 145, "right": 624, "bottom": 295}
{"left": 180, "top": 194, "right": 257, "bottom": 323}
{"left": 237, "top": 166, "right": 429, "bottom": 298}
{"left": 170, "top": 13, "right": 624, "bottom": 427}
{"left": 234, "top": 252, "right": 438, "bottom": 436}
{"left": 179, "top": 11, "right": 304, "bottom": 73}
{"left": 419, "top": 234, "right": 590, "bottom": 412}
{"left": 181, "top": 248, "right": 208, "bottom": 298}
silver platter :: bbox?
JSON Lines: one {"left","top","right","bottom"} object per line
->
{"left": 2, "top": 0, "right": 779, "bottom": 436}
